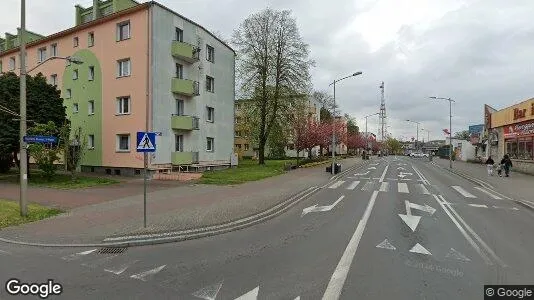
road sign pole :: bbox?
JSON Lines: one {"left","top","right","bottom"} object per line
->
{"left": 143, "top": 152, "right": 147, "bottom": 228}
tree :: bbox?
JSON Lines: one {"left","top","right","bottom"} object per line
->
{"left": 314, "top": 90, "right": 336, "bottom": 123}
{"left": 345, "top": 114, "right": 359, "bottom": 134}
{"left": 454, "top": 130, "right": 470, "bottom": 140}
{"left": 61, "top": 124, "right": 87, "bottom": 180}
{"left": 27, "top": 121, "right": 63, "bottom": 180}
{"left": 347, "top": 133, "right": 365, "bottom": 154}
{"left": 233, "top": 8, "right": 314, "bottom": 164}
{"left": 385, "top": 137, "right": 403, "bottom": 155}
{"left": 0, "top": 72, "right": 67, "bottom": 172}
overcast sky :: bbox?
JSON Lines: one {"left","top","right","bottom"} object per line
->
{"left": 2, "top": 0, "right": 534, "bottom": 141}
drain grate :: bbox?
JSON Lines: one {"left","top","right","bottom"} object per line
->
{"left": 97, "top": 247, "right": 128, "bottom": 254}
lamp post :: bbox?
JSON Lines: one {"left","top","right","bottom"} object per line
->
{"left": 406, "top": 119, "right": 421, "bottom": 151}
{"left": 430, "top": 96, "right": 455, "bottom": 169}
{"left": 329, "top": 71, "right": 363, "bottom": 175}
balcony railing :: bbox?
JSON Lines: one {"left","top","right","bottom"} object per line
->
{"left": 172, "top": 151, "right": 199, "bottom": 165}
{"left": 171, "top": 41, "right": 200, "bottom": 63}
{"left": 171, "top": 115, "right": 200, "bottom": 130}
{"left": 171, "top": 78, "right": 200, "bottom": 96}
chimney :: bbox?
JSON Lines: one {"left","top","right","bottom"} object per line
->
{"left": 93, "top": 0, "right": 100, "bottom": 20}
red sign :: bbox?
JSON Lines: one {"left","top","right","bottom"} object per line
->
{"left": 443, "top": 129, "right": 450, "bottom": 135}
{"left": 504, "top": 119, "right": 534, "bottom": 138}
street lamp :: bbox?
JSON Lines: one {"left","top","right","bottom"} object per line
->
{"left": 406, "top": 119, "right": 421, "bottom": 151}
{"left": 328, "top": 71, "right": 363, "bottom": 175}
{"left": 364, "top": 112, "right": 380, "bottom": 152}
{"left": 430, "top": 96, "right": 455, "bottom": 169}
{"left": 421, "top": 128, "right": 430, "bottom": 143}
{"left": 27, "top": 55, "right": 83, "bottom": 74}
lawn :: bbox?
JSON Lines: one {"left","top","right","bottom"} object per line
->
{"left": 0, "top": 199, "right": 63, "bottom": 229}
{"left": 199, "top": 159, "right": 295, "bottom": 185}
{"left": 0, "top": 171, "right": 119, "bottom": 189}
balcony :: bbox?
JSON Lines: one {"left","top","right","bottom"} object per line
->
{"left": 171, "top": 78, "right": 200, "bottom": 96}
{"left": 171, "top": 115, "right": 199, "bottom": 130}
{"left": 172, "top": 151, "right": 199, "bottom": 165}
{"left": 171, "top": 41, "right": 200, "bottom": 63}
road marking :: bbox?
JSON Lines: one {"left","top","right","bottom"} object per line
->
{"left": 81, "top": 255, "right": 118, "bottom": 268}
{"left": 61, "top": 249, "right": 97, "bottom": 261}
{"left": 473, "top": 187, "right": 502, "bottom": 200}
{"left": 301, "top": 195, "right": 345, "bottom": 216}
{"left": 130, "top": 265, "right": 166, "bottom": 281}
{"left": 397, "top": 167, "right": 405, "bottom": 170}
{"left": 346, "top": 181, "right": 360, "bottom": 190}
{"left": 385, "top": 178, "right": 398, "bottom": 181}
{"left": 408, "top": 202, "right": 436, "bottom": 215}
{"left": 0, "top": 249, "right": 11, "bottom": 255}
{"left": 416, "top": 184, "right": 430, "bottom": 195}
{"left": 468, "top": 204, "right": 488, "bottom": 208}
{"left": 361, "top": 181, "right": 374, "bottom": 191}
{"left": 445, "top": 248, "right": 471, "bottom": 262}
{"left": 234, "top": 286, "right": 259, "bottom": 300}
{"left": 192, "top": 281, "right": 224, "bottom": 300}
{"left": 354, "top": 171, "right": 370, "bottom": 176}
{"left": 322, "top": 191, "right": 379, "bottom": 300}
{"left": 398, "top": 182, "right": 409, "bottom": 193}
{"left": 370, "top": 163, "right": 380, "bottom": 166}
{"left": 379, "top": 182, "right": 389, "bottom": 192}
{"left": 376, "top": 239, "right": 396, "bottom": 250}
{"left": 492, "top": 206, "right": 519, "bottom": 211}
{"left": 439, "top": 195, "right": 507, "bottom": 267}
{"left": 379, "top": 165, "right": 389, "bottom": 183}
{"left": 329, "top": 181, "right": 345, "bottom": 189}
{"left": 409, "top": 243, "right": 432, "bottom": 255}
{"left": 368, "top": 167, "right": 377, "bottom": 170}
{"left": 412, "top": 165, "right": 430, "bottom": 185}
{"left": 104, "top": 260, "right": 139, "bottom": 275}
{"left": 432, "top": 194, "right": 492, "bottom": 265}
{"left": 451, "top": 186, "right": 477, "bottom": 198}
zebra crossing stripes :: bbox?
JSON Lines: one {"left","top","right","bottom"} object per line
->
{"left": 346, "top": 181, "right": 360, "bottom": 190}
{"left": 398, "top": 182, "right": 409, "bottom": 193}
{"left": 361, "top": 181, "right": 375, "bottom": 191}
{"left": 379, "top": 182, "right": 389, "bottom": 192}
{"left": 451, "top": 186, "right": 477, "bottom": 198}
{"left": 329, "top": 181, "right": 345, "bottom": 189}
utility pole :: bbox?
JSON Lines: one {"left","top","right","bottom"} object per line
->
{"left": 430, "top": 96, "right": 455, "bottom": 169}
{"left": 379, "top": 81, "right": 386, "bottom": 142}
{"left": 19, "top": 0, "right": 28, "bottom": 217}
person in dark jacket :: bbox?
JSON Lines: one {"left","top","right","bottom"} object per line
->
{"left": 485, "top": 156, "right": 495, "bottom": 176}
{"left": 500, "top": 154, "right": 513, "bottom": 177}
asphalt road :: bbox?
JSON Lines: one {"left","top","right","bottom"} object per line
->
{"left": 1, "top": 156, "right": 533, "bottom": 300}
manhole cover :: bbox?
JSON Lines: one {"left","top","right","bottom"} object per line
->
{"left": 97, "top": 247, "right": 128, "bottom": 254}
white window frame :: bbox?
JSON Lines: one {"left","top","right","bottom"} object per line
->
{"left": 88, "top": 134, "right": 95, "bottom": 149}
{"left": 175, "top": 63, "right": 183, "bottom": 79}
{"left": 117, "top": 21, "right": 131, "bottom": 41}
{"left": 88, "top": 100, "right": 95, "bottom": 115}
{"left": 175, "top": 99, "right": 184, "bottom": 116}
{"left": 50, "top": 43, "right": 58, "bottom": 57}
{"left": 207, "top": 106, "right": 214, "bottom": 122}
{"left": 206, "top": 45, "right": 215, "bottom": 63}
{"left": 9, "top": 57, "right": 15, "bottom": 71}
{"left": 116, "top": 134, "right": 130, "bottom": 152}
{"left": 206, "top": 76, "right": 214, "bottom": 92}
{"left": 88, "top": 32, "right": 95, "bottom": 47}
{"left": 50, "top": 74, "right": 57, "bottom": 86}
{"left": 206, "top": 137, "right": 214, "bottom": 152}
{"left": 72, "top": 69, "right": 78, "bottom": 80}
{"left": 37, "top": 47, "right": 47, "bottom": 63}
{"left": 88, "top": 66, "right": 94, "bottom": 81}
{"left": 117, "top": 59, "right": 131, "bottom": 77}
{"left": 73, "top": 37, "right": 79, "bottom": 47}
{"left": 175, "top": 27, "right": 183, "bottom": 42}
{"left": 73, "top": 103, "right": 79, "bottom": 113}
{"left": 175, "top": 134, "right": 184, "bottom": 152}
{"left": 65, "top": 89, "right": 72, "bottom": 99}
{"left": 116, "top": 96, "right": 131, "bottom": 115}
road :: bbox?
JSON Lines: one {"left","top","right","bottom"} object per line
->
{"left": 1, "top": 156, "right": 533, "bottom": 299}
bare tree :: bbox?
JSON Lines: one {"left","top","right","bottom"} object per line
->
{"left": 232, "top": 8, "right": 314, "bottom": 164}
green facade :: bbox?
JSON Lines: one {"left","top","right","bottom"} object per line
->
{"left": 76, "top": 0, "right": 138, "bottom": 26}
{"left": 62, "top": 49, "right": 103, "bottom": 166}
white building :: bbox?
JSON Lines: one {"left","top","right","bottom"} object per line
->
{"left": 446, "top": 138, "right": 477, "bottom": 161}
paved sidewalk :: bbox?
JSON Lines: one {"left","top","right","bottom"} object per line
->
{"left": 433, "top": 158, "right": 533, "bottom": 202}
{"left": 0, "top": 157, "right": 364, "bottom": 245}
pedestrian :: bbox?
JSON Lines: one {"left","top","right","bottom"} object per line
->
{"left": 485, "top": 156, "right": 495, "bottom": 176}
{"left": 500, "top": 154, "right": 513, "bottom": 177}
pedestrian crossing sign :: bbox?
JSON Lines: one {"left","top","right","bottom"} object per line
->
{"left": 136, "top": 132, "right": 156, "bottom": 152}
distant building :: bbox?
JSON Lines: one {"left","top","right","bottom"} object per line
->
{"left": 445, "top": 138, "right": 476, "bottom": 162}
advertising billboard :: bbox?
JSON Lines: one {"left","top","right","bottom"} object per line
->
{"left": 469, "top": 124, "right": 484, "bottom": 145}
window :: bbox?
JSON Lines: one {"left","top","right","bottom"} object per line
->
{"left": 88, "top": 32, "right": 94, "bottom": 47}
{"left": 514, "top": 137, "right": 534, "bottom": 160}
{"left": 88, "top": 66, "right": 94, "bottom": 81}
{"left": 206, "top": 76, "right": 214, "bottom": 92}
{"left": 244, "top": 144, "right": 249, "bottom": 151}
{"left": 88, "top": 100, "right": 95, "bottom": 115}
{"left": 88, "top": 134, "right": 95, "bottom": 149}
{"left": 117, "top": 59, "right": 131, "bottom": 77}
{"left": 116, "top": 134, "right": 130, "bottom": 151}
{"left": 73, "top": 103, "right": 79, "bottom": 113}
{"left": 206, "top": 45, "right": 215, "bottom": 62}
{"left": 65, "top": 89, "right": 71, "bottom": 98}
{"left": 235, "top": 144, "right": 241, "bottom": 149}
{"left": 37, "top": 47, "right": 47, "bottom": 62}
{"left": 206, "top": 137, "right": 214, "bottom": 152}
{"left": 9, "top": 57, "right": 15, "bottom": 70}
{"left": 72, "top": 69, "right": 79, "bottom": 80}
{"left": 175, "top": 63, "right": 183, "bottom": 79}
{"left": 175, "top": 134, "right": 183, "bottom": 152}
{"left": 73, "top": 37, "right": 79, "bottom": 47}
{"left": 175, "top": 99, "right": 184, "bottom": 115}
{"left": 117, "top": 21, "right": 131, "bottom": 41}
{"left": 175, "top": 27, "right": 183, "bottom": 42}
{"left": 50, "top": 74, "right": 57, "bottom": 86}
{"left": 117, "top": 96, "right": 130, "bottom": 115}
{"left": 50, "top": 43, "right": 57, "bottom": 57}
{"left": 207, "top": 106, "right": 214, "bottom": 122}
{"left": 235, "top": 130, "right": 241, "bottom": 137}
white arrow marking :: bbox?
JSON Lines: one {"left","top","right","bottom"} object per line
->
{"left": 130, "top": 265, "right": 166, "bottom": 281}
{"left": 399, "top": 214, "right": 421, "bottom": 231}
{"left": 409, "top": 202, "right": 436, "bottom": 215}
{"left": 452, "top": 186, "right": 477, "bottom": 198}
{"left": 397, "top": 167, "right": 406, "bottom": 170}
{"left": 399, "top": 172, "right": 413, "bottom": 176}
{"left": 61, "top": 249, "right": 97, "bottom": 261}
{"left": 104, "top": 260, "right": 139, "bottom": 275}
{"left": 409, "top": 243, "right": 432, "bottom": 255}
{"left": 368, "top": 167, "right": 377, "bottom": 170}
{"left": 445, "top": 248, "right": 471, "bottom": 262}
{"left": 328, "top": 180, "right": 345, "bottom": 189}
{"left": 397, "top": 174, "right": 406, "bottom": 178}
{"left": 468, "top": 204, "right": 487, "bottom": 208}
{"left": 376, "top": 239, "right": 396, "bottom": 250}
{"left": 192, "top": 281, "right": 224, "bottom": 300}
{"left": 302, "top": 195, "right": 345, "bottom": 216}
{"left": 234, "top": 286, "right": 259, "bottom": 300}
{"left": 398, "top": 182, "right": 409, "bottom": 193}
{"left": 354, "top": 171, "right": 370, "bottom": 176}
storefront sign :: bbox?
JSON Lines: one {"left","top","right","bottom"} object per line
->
{"left": 504, "top": 119, "right": 534, "bottom": 138}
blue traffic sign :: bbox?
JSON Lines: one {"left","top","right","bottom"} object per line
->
{"left": 136, "top": 132, "right": 156, "bottom": 152}
{"left": 23, "top": 135, "right": 58, "bottom": 144}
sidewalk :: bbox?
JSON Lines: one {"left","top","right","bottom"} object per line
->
{"left": 0, "top": 157, "right": 364, "bottom": 246}
{"left": 433, "top": 158, "right": 533, "bottom": 202}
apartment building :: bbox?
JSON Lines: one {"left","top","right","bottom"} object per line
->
{"left": 0, "top": 0, "right": 235, "bottom": 176}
